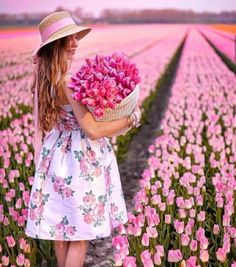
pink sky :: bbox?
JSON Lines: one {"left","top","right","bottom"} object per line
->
{"left": 1, "top": 0, "right": 236, "bottom": 16}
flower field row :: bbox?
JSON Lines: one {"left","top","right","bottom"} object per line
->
{"left": 112, "top": 28, "right": 236, "bottom": 266}
{"left": 198, "top": 25, "right": 236, "bottom": 63}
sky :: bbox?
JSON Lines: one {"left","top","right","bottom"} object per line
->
{"left": 1, "top": 0, "right": 236, "bottom": 16}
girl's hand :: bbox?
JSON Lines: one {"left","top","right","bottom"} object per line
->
{"left": 133, "top": 105, "right": 141, "bottom": 125}
{"left": 126, "top": 105, "right": 141, "bottom": 129}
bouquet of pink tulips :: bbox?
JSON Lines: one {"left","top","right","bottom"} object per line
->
{"left": 68, "top": 52, "right": 141, "bottom": 121}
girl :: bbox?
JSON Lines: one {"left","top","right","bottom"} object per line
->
{"left": 25, "top": 10, "right": 141, "bottom": 267}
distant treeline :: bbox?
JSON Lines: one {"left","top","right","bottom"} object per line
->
{"left": 100, "top": 9, "right": 236, "bottom": 23}
{"left": 1, "top": 8, "right": 236, "bottom": 25}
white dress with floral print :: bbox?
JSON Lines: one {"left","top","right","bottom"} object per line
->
{"left": 25, "top": 105, "right": 128, "bottom": 240}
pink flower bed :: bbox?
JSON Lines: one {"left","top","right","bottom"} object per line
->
{"left": 0, "top": 113, "right": 35, "bottom": 265}
{"left": 198, "top": 25, "right": 236, "bottom": 63}
{"left": 112, "top": 28, "right": 236, "bottom": 266}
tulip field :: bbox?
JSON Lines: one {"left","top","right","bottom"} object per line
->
{"left": 198, "top": 25, "right": 236, "bottom": 64}
{"left": 0, "top": 24, "right": 236, "bottom": 266}
{"left": 112, "top": 28, "right": 236, "bottom": 266}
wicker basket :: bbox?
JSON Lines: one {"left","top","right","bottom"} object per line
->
{"left": 87, "top": 84, "right": 140, "bottom": 136}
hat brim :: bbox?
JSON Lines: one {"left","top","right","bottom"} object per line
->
{"left": 32, "top": 26, "right": 91, "bottom": 58}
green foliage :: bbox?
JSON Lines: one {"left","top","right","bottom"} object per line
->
{"left": 0, "top": 104, "right": 32, "bottom": 130}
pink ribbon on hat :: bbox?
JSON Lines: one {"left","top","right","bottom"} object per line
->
{"left": 33, "top": 56, "right": 43, "bottom": 165}
{"left": 41, "top": 17, "right": 75, "bottom": 42}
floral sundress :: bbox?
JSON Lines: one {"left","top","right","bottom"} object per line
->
{"left": 25, "top": 105, "right": 128, "bottom": 240}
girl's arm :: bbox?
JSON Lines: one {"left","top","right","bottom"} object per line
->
{"left": 63, "top": 78, "right": 133, "bottom": 140}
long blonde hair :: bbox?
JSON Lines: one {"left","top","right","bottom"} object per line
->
{"left": 31, "top": 36, "right": 70, "bottom": 132}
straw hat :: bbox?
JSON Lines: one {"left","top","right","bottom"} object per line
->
{"left": 32, "top": 10, "right": 91, "bottom": 58}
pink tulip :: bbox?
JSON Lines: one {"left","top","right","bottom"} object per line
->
{"left": 16, "top": 253, "right": 25, "bottom": 266}
{"left": 15, "top": 198, "right": 22, "bottom": 209}
{"left": 123, "top": 256, "right": 137, "bottom": 267}
{"left": 189, "top": 239, "right": 198, "bottom": 252}
{"left": 174, "top": 219, "right": 184, "bottom": 234}
{"left": 81, "top": 97, "right": 96, "bottom": 107}
{"left": 141, "top": 233, "right": 149, "bottom": 246}
{"left": 199, "top": 250, "right": 209, "bottom": 263}
{"left": 136, "top": 213, "right": 145, "bottom": 227}
{"left": 112, "top": 236, "right": 129, "bottom": 251}
{"left": 145, "top": 207, "right": 160, "bottom": 226}
{"left": 151, "top": 194, "right": 161, "bottom": 205}
{"left": 18, "top": 237, "right": 27, "bottom": 250}
{"left": 213, "top": 224, "right": 220, "bottom": 235}
{"left": 118, "top": 223, "right": 126, "bottom": 235}
{"left": 134, "top": 202, "right": 143, "bottom": 212}
{"left": 216, "top": 247, "right": 227, "bottom": 262}
{"left": 114, "top": 252, "right": 123, "bottom": 266}
{"left": 140, "top": 250, "right": 154, "bottom": 267}
{"left": 146, "top": 226, "right": 158, "bottom": 238}
{"left": 179, "top": 209, "right": 187, "bottom": 218}
{"left": 181, "top": 234, "right": 190, "bottom": 246}
{"left": 6, "top": 235, "right": 16, "bottom": 247}
{"left": 126, "top": 224, "right": 134, "bottom": 235}
{"left": 167, "top": 249, "right": 183, "bottom": 263}
{"left": 133, "top": 225, "right": 142, "bottom": 236}
{"left": 3, "top": 216, "right": 9, "bottom": 225}
{"left": 223, "top": 214, "right": 230, "bottom": 227}
{"left": 155, "top": 245, "right": 164, "bottom": 257}
{"left": 197, "top": 211, "right": 205, "bottom": 222}
{"left": 153, "top": 253, "right": 161, "bottom": 265}
{"left": 185, "top": 198, "right": 194, "bottom": 209}
{"left": 1, "top": 255, "right": 9, "bottom": 266}
{"left": 94, "top": 107, "right": 104, "bottom": 117}
{"left": 189, "top": 209, "right": 196, "bottom": 218}
{"left": 159, "top": 202, "right": 166, "bottom": 211}
{"left": 23, "top": 259, "right": 31, "bottom": 267}
{"left": 185, "top": 221, "right": 194, "bottom": 235}
{"left": 186, "top": 256, "right": 197, "bottom": 267}
{"left": 200, "top": 237, "right": 209, "bottom": 250}
{"left": 196, "top": 227, "right": 205, "bottom": 241}
{"left": 165, "top": 214, "right": 171, "bottom": 224}
{"left": 195, "top": 195, "right": 203, "bottom": 206}
{"left": 176, "top": 197, "right": 185, "bottom": 209}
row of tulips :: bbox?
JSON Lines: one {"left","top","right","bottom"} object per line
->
{"left": 112, "top": 28, "right": 236, "bottom": 266}
{"left": 0, "top": 112, "right": 38, "bottom": 266}
{"left": 0, "top": 26, "right": 187, "bottom": 265}
{"left": 209, "top": 26, "right": 235, "bottom": 41}
{"left": 197, "top": 25, "right": 236, "bottom": 63}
